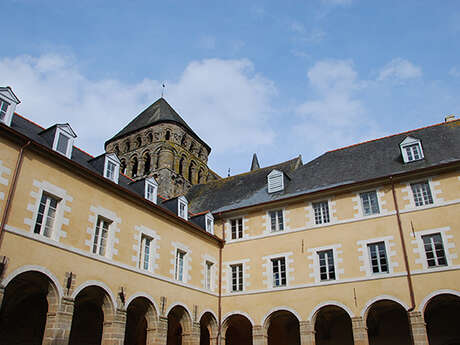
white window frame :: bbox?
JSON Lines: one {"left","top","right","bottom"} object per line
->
{"left": 140, "top": 234, "right": 155, "bottom": 271}
{"left": 410, "top": 180, "right": 434, "bottom": 207}
{"left": 271, "top": 257, "right": 287, "bottom": 288}
{"left": 205, "top": 213, "right": 214, "bottom": 234}
{"left": 144, "top": 177, "right": 158, "bottom": 204}
{"left": 33, "top": 193, "right": 59, "bottom": 238}
{"left": 317, "top": 249, "right": 335, "bottom": 281}
{"left": 92, "top": 216, "right": 111, "bottom": 257}
{"left": 205, "top": 260, "right": 214, "bottom": 290}
{"left": 421, "top": 233, "right": 448, "bottom": 268}
{"left": 267, "top": 169, "right": 284, "bottom": 193}
{"left": 230, "top": 263, "right": 244, "bottom": 292}
{"left": 103, "top": 153, "right": 120, "bottom": 183}
{"left": 268, "top": 209, "right": 284, "bottom": 232}
{"left": 0, "top": 87, "right": 20, "bottom": 126}
{"left": 230, "top": 217, "right": 244, "bottom": 240}
{"left": 400, "top": 136, "right": 424, "bottom": 163}
{"left": 313, "top": 201, "right": 330, "bottom": 225}
{"left": 178, "top": 196, "right": 188, "bottom": 220}
{"left": 52, "top": 125, "right": 76, "bottom": 158}
{"left": 360, "top": 190, "right": 380, "bottom": 216}
{"left": 0, "top": 99, "right": 10, "bottom": 122}
{"left": 367, "top": 241, "right": 389, "bottom": 274}
{"left": 175, "top": 249, "right": 187, "bottom": 281}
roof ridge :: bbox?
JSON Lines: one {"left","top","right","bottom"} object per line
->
{"left": 327, "top": 121, "right": 451, "bottom": 153}
{"left": 14, "top": 112, "right": 46, "bottom": 130}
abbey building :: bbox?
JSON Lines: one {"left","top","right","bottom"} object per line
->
{"left": 0, "top": 85, "right": 459, "bottom": 345}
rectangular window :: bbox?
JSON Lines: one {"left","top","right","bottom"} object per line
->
{"left": 205, "top": 261, "right": 213, "bottom": 289}
{"left": 313, "top": 201, "right": 330, "bottom": 224}
{"left": 422, "top": 233, "right": 447, "bottom": 267}
{"left": 206, "top": 216, "right": 214, "bottom": 234}
{"left": 105, "top": 160, "right": 116, "bottom": 181}
{"left": 360, "top": 191, "right": 380, "bottom": 216}
{"left": 269, "top": 210, "right": 284, "bottom": 232}
{"left": 271, "top": 257, "right": 287, "bottom": 287}
{"left": 146, "top": 183, "right": 156, "bottom": 202}
{"left": 179, "top": 202, "right": 186, "bottom": 219}
{"left": 411, "top": 181, "right": 433, "bottom": 206}
{"left": 140, "top": 235, "right": 153, "bottom": 271}
{"left": 367, "top": 242, "right": 389, "bottom": 273}
{"left": 231, "top": 218, "right": 243, "bottom": 239}
{"left": 34, "top": 193, "right": 58, "bottom": 238}
{"left": 92, "top": 217, "right": 110, "bottom": 256}
{"left": 0, "top": 100, "right": 9, "bottom": 121}
{"left": 175, "top": 250, "right": 186, "bottom": 281}
{"left": 318, "top": 249, "right": 335, "bottom": 281}
{"left": 230, "top": 264, "right": 243, "bottom": 292}
{"left": 56, "top": 133, "right": 70, "bottom": 155}
{"left": 405, "top": 144, "right": 421, "bottom": 161}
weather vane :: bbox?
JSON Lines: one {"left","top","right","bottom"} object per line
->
{"left": 161, "top": 82, "right": 166, "bottom": 98}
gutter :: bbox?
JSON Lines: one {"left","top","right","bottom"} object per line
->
{"left": 0, "top": 140, "right": 31, "bottom": 252}
{"left": 390, "top": 176, "right": 416, "bottom": 312}
{"left": 216, "top": 214, "right": 225, "bottom": 345}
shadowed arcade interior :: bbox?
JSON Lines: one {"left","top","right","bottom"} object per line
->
{"left": 314, "top": 305, "right": 353, "bottom": 345}
{"left": 425, "top": 293, "right": 460, "bottom": 345}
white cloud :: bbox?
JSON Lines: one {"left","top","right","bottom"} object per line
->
{"left": 0, "top": 54, "right": 276, "bottom": 169}
{"left": 378, "top": 58, "right": 422, "bottom": 82}
{"left": 449, "top": 66, "right": 460, "bottom": 78}
{"left": 295, "top": 60, "right": 381, "bottom": 153}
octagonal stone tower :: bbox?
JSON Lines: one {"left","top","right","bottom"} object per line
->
{"left": 105, "top": 98, "right": 220, "bottom": 198}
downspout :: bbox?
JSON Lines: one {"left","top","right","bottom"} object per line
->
{"left": 390, "top": 176, "right": 415, "bottom": 311}
{"left": 217, "top": 214, "right": 225, "bottom": 345}
{"left": 0, "top": 140, "right": 31, "bottom": 251}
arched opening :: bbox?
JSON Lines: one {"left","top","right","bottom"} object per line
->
{"left": 200, "top": 312, "right": 218, "bottom": 345}
{"left": 114, "top": 145, "right": 120, "bottom": 155}
{"left": 143, "top": 152, "right": 151, "bottom": 175}
{"left": 125, "top": 141, "right": 130, "bottom": 152}
{"left": 181, "top": 134, "right": 187, "bottom": 146}
{"left": 224, "top": 314, "right": 252, "bottom": 345}
{"left": 69, "top": 285, "right": 113, "bottom": 345}
{"left": 165, "top": 131, "right": 171, "bottom": 141}
{"left": 121, "top": 159, "right": 127, "bottom": 175}
{"left": 366, "top": 300, "right": 411, "bottom": 345}
{"left": 189, "top": 142, "right": 195, "bottom": 153}
{"left": 197, "top": 169, "right": 204, "bottom": 184}
{"left": 136, "top": 136, "right": 142, "bottom": 148}
{"left": 178, "top": 156, "right": 186, "bottom": 177}
{"left": 265, "top": 310, "right": 300, "bottom": 345}
{"left": 167, "top": 305, "right": 192, "bottom": 345}
{"left": 0, "top": 271, "right": 57, "bottom": 344}
{"left": 425, "top": 293, "right": 460, "bottom": 345}
{"left": 131, "top": 156, "right": 139, "bottom": 178}
{"left": 188, "top": 161, "right": 196, "bottom": 184}
{"left": 147, "top": 132, "right": 153, "bottom": 143}
{"left": 314, "top": 305, "right": 353, "bottom": 345}
{"left": 125, "top": 297, "right": 157, "bottom": 345}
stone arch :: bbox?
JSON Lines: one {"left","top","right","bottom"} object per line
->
{"left": 124, "top": 140, "right": 131, "bottom": 152}
{"left": 197, "top": 168, "right": 205, "bottom": 184}
{"left": 178, "top": 155, "right": 187, "bottom": 177}
{"left": 261, "top": 306, "right": 301, "bottom": 328}
{"left": 0, "top": 269, "right": 60, "bottom": 344}
{"left": 365, "top": 298, "right": 411, "bottom": 345}
{"left": 188, "top": 160, "right": 196, "bottom": 184}
{"left": 120, "top": 159, "right": 127, "bottom": 175}
{"left": 166, "top": 303, "right": 193, "bottom": 345}
{"left": 311, "top": 303, "right": 354, "bottom": 345}
{"left": 262, "top": 308, "right": 301, "bottom": 345}
{"left": 199, "top": 311, "right": 218, "bottom": 345}
{"left": 69, "top": 283, "right": 116, "bottom": 345}
{"left": 165, "top": 130, "right": 171, "bottom": 141}
{"left": 419, "top": 289, "right": 460, "bottom": 313}
{"left": 147, "top": 131, "right": 154, "bottom": 143}
{"left": 125, "top": 295, "right": 159, "bottom": 345}
{"left": 222, "top": 312, "right": 253, "bottom": 345}
{"left": 114, "top": 144, "right": 120, "bottom": 155}
{"left": 423, "top": 291, "right": 460, "bottom": 345}
{"left": 360, "top": 295, "right": 409, "bottom": 319}
{"left": 136, "top": 136, "right": 143, "bottom": 148}
{"left": 142, "top": 150, "right": 151, "bottom": 175}
{"left": 131, "top": 155, "right": 139, "bottom": 178}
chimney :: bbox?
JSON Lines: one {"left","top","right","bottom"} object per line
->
{"left": 445, "top": 114, "right": 456, "bottom": 122}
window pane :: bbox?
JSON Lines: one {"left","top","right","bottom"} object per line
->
{"left": 56, "top": 134, "right": 69, "bottom": 155}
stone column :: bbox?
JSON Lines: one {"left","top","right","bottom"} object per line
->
{"left": 408, "top": 311, "right": 429, "bottom": 345}
{"left": 0, "top": 286, "right": 5, "bottom": 309}
{"left": 299, "top": 321, "right": 315, "bottom": 345}
{"left": 148, "top": 316, "right": 168, "bottom": 345}
{"left": 252, "top": 325, "right": 267, "bottom": 345}
{"left": 139, "top": 158, "right": 145, "bottom": 176}
{"left": 101, "top": 308, "right": 127, "bottom": 345}
{"left": 182, "top": 322, "right": 200, "bottom": 345}
{"left": 42, "top": 296, "right": 74, "bottom": 345}
{"left": 351, "top": 316, "right": 369, "bottom": 345}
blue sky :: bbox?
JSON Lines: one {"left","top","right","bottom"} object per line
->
{"left": 2, "top": 0, "right": 460, "bottom": 177}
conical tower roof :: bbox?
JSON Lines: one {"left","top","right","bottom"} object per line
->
{"left": 105, "top": 98, "right": 210, "bottom": 152}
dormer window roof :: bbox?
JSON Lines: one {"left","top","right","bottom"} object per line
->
{"left": 104, "top": 153, "right": 120, "bottom": 183}
{"left": 205, "top": 213, "right": 214, "bottom": 234}
{"left": 400, "top": 136, "right": 424, "bottom": 163}
{"left": 0, "top": 86, "right": 20, "bottom": 127}
{"left": 178, "top": 196, "right": 188, "bottom": 220}
{"left": 144, "top": 177, "right": 158, "bottom": 204}
{"left": 52, "top": 124, "right": 77, "bottom": 158}
{"left": 268, "top": 169, "right": 284, "bottom": 193}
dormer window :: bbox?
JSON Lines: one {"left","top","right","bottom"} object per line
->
{"left": 268, "top": 169, "right": 284, "bottom": 193}
{"left": 52, "top": 125, "right": 76, "bottom": 158}
{"left": 205, "top": 213, "right": 214, "bottom": 234}
{"left": 0, "top": 86, "right": 21, "bottom": 126}
{"left": 178, "top": 196, "right": 188, "bottom": 220}
{"left": 400, "top": 136, "right": 424, "bottom": 163}
{"left": 103, "top": 153, "right": 120, "bottom": 183}
{"left": 145, "top": 177, "right": 158, "bottom": 204}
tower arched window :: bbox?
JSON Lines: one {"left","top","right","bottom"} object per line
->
{"left": 190, "top": 142, "right": 195, "bottom": 152}
{"left": 114, "top": 145, "right": 120, "bottom": 155}
{"left": 147, "top": 132, "right": 153, "bottom": 143}
{"left": 165, "top": 130, "right": 170, "bottom": 140}
{"left": 143, "top": 152, "right": 151, "bottom": 175}
{"left": 179, "top": 156, "right": 186, "bottom": 177}
{"left": 181, "top": 134, "right": 186, "bottom": 146}
{"left": 136, "top": 136, "right": 142, "bottom": 148}
{"left": 120, "top": 159, "right": 127, "bottom": 174}
{"left": 198, "top": 169, "right": 204, "bottom": 184}
{"left": 131, "top": 156, "right": 138, "bottom": 178}
{"left": 188, "top": 161, "right": 196, "bottom": 183}
{"left": 125, "top": 141, "right": 130, "bottom": 152}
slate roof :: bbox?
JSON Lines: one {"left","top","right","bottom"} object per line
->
{"left": 105, "top": 98, "right": 211, "bottom": 152}
{"left": 187, "top": 120, "right": 460, "bottom": 214}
